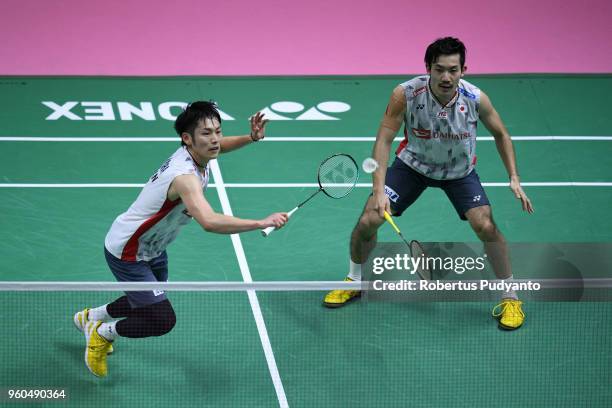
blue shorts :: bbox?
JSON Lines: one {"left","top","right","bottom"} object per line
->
{"left": 104, "top": 247, "right": 169, "bottom": 308}
{"left": 384, "top": 158, "right": 490, "bottom": 220}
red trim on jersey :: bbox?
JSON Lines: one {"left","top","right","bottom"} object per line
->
{"left": 472, "top": 155, "right": 478, "bottom": 166}
{"left": 396, "top": 126, "right": 409, "bottom": 155}
{"left": 121, "top": 198, "right": 180, "bottom": 261}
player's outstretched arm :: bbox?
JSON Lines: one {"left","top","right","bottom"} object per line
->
{"left": 170, "top": 174, "right": 288, "bottom": 233}
{"left": 220, "top": 112, "right": 269, "bottom": 153}
{"left": 479, "top": 91, "right": 534, "bottom": 213}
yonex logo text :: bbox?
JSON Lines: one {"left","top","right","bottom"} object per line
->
{"left": 42, "top": 101, "right": 235, "bottom": 121}
{"left": 42, "top": 100, "right": 351, "bottom": 122}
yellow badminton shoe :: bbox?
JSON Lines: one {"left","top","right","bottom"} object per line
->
{"left": 323, "top": 278, "right": 361, "bottom": 308}
{"left": 492, "top": 299, "right": 525, "bottom": 330}
{"left": 74, "top": 308, "right": 113, "bottom": 354}
{"left": 84, "top": 321, "right": 113, "bottom": 377}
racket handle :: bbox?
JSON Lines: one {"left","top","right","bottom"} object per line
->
{"left": 261, "top": 207, "right": 299, "bottom": 237}
{"left": 383, "top": 211, "right": 402, "bottom": 234}
{"left": 261, "top": 226, "right": 276, "bottom": 237}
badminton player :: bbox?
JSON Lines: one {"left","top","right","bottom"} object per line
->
{"left": 74, "top": 101, "right": 288, "bottom": 377}
{"left": 324, "top": 37, "right": 534, "bottom": 330}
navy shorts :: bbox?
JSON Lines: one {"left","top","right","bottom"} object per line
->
{"left": 104, "top": 247, "right": 169, "bottom": 308}
{"left": 384, "top": 158, "right": 490, "bottom": 220}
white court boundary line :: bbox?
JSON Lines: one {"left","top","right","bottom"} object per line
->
{"left": 1, "top": 182, "right": 611, "bottom": 188}
{"left": 209, "top": 159, "right": 288, "bottom": 408}
{"left": 0, "top": 136, "right": 611, "bottom": 142}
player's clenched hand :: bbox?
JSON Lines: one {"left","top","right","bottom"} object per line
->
{"left": 509, "top": 176, "right": 534, "bottom": 214}
{"left": 262, "top": 212, "right": 289, "bottom": 229}
{"left": 373, "top": 191, "right": 391, "bottom": 218}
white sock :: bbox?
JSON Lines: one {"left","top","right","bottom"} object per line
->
{"left": 88, "top": 304, "right": 111, "bottom": 322}
{"left": 97, "top": 321, "right": 118, "bottom": 341}
{"left": 501, "top": 275, "right": 518, "bottom": 300}
{"left": 347, "top": 259, "right": 362, "bottom": 281}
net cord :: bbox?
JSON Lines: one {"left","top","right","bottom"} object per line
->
{"left": 0, "top": 279, "right": 611, "bottom": 291}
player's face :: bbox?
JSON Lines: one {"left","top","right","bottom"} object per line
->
{"left": 427, "top": 54, "right": 465, "bottom": 102}
{"left": 183, "top": 118, "right": 222, "bottom": 164}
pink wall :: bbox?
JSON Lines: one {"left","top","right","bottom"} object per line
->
{"left": 1, "top": 0, "right": 611, "bottom": 75}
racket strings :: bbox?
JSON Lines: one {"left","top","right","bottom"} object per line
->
{"left": 410, "top": 241, "right": 432, "bottom": 280}
{"left": 318, "top": 154, "right": 359, "bottom": 199}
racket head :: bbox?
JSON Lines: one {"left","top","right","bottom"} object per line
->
{"left": 409, "top": 240, "right": 432, "bottom": 280}
{"left": 317, "top": 153, "right": 359, "bottom": 199}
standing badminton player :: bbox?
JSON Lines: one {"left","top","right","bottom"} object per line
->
{"left": 74, "top": 101, "right": 288, "bottom": 377}
{"left": 323, "top": 37, "right": 534, "bottom": 330}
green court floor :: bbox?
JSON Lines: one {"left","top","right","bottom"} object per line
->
{"left": 0, "top": 75, "right": 611, "bottom": 407}
{"left": 2, "top": 293, "right": 611, "bottom": 407}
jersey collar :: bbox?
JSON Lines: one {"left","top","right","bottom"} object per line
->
{"left": 428, "top": 78, "right": 459, "bottom": 109}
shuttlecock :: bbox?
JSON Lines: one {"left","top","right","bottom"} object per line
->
{"left": 362, "top": 157, "right": 379, "bottom": 174}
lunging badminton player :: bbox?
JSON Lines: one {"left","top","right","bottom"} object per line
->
{"left": 74, "top": 101, "right": 288, "bottom": 377}
{"left": 324, "top": 37, "right": 534, "bottom": 330}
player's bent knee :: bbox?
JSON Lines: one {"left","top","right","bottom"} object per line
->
{"left": 162, "top": 310, "right": 177, "bottom": 335}
{"left": 358, "top": 211, "right": 385, "bottom": 232}
{"left": 152, "top": 300, "right": 176, "bottom": 335}
{"left": 472, "top": 219, "right": 497, "bottom": 238}
{"left": 136, "top": 299, "right": 176, "bottom": 336}
{"left": 115, "top": 299, "right": 176, "bottom": 338}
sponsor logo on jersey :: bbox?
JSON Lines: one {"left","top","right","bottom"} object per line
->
{"left": 412, "top": 86, "right": 427, "bottom": 97}
{"left": 437, "top": 110, "right": 448, "bottom": 120}
{"left": 458, "top": 88, "right": 476, "bottom": 100}
{"left": 150, "top": 157, "right": 172, "bottom": 182}
{"left": 412, "top": 128, "right": 432, "bottom": 139}
{"left": 433, "top": 131, "right": 471, "bottom": 140}
{"left": 384, "top": 186, "right": 400, "bottom": 203}
{"left": 412, "top": 128, "right": 471, "bottom": 141}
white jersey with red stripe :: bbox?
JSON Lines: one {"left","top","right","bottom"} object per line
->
{"left": 395, "top": 76, "right": 481, "bottom": 180}
{"left": 105, "top": 146, "right": 209, "bottom": 262}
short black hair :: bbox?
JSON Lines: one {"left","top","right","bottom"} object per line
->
{"left": 174, "top": 101, "right": 222, "bottom": 146}
{"left": 424, "top": 37, "right": 466, "bottom": 69}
